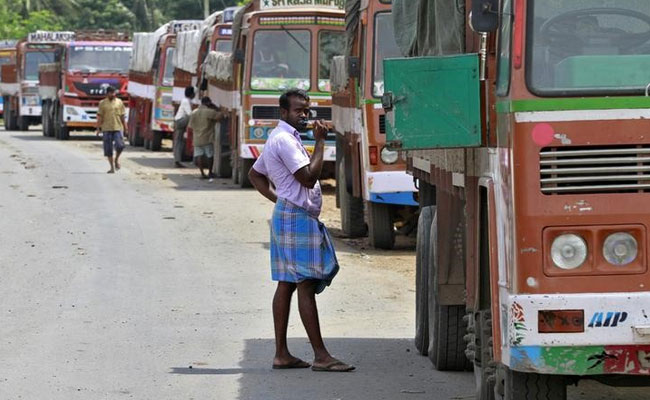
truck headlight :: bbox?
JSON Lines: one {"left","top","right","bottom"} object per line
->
{"left": 66, "top": 107, "right": 79, "bottom": 116}
{"left": 380, "top": 147, "right": 398, "bottom": 164}
{"left": 551, "top": 234, "right": 587, "bottom": 270}
{"left": 603, "top": 232, "right": 637, "bottom": 266}
{"left": 252, "top": 127, "right": 265, "bottom": 139}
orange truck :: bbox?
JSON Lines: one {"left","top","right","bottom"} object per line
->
{"left": 172, "top": 7, "right": 237, "bottom": 162}
{"left": 383, "top": 0, "right": 650, "bottom": 398}
{"left": 128, "top": 20, "right": 201, "bottom": 150}
{"left": 222, "top": 0, "right": 346, "bottom": 187}
{"left": 38, "top": 31, "right": 132, "bottom": 139}
{"left": 1, "top": 31, "right": 74, "bottom": 131}
{"left": 330, "top": 0, "right": 417, "bottom": 249}
{"left": 0, "top": 40, "right": 17, "bottom": 121}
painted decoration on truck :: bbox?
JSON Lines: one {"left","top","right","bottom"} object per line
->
{"left": 510, "top": 302, "right": 527, "bottom": 346}
{"left": 260, "top": 0, "right": 345, "bottom": 10}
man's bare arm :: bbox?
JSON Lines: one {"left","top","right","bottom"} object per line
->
{"left": 249, "top": 167, "right": 277, "bottom": 203}
{"left": 293, "top": 120, "right": 328, "bottom": 189}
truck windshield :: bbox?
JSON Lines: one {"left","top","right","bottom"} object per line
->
{"left": 318, "top": 31, "right": 345, "bottom": 92}
{"left": 374, "top": 12, "right": 401, "bottom": 97}
{"left": 162, "top": 47, "right": 175, "bottom": 87}
{"left": 528, "top": 0, "right": 650, "bottom": 95}
{"left": 24, "top": 51, "right": 55, "bottom": 81}
{"left": 68, "top": 45, "right": 132, "bottom": 73}
{"left": 251, "top": 30, "right": 311, "bottom": 91}
{"left": 215, "top": 40, "right": 232, "bottom": 53}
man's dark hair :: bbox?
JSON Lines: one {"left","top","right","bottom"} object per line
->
{"left": 201, "top": 96, "right": 213, "bottom": 106}
{"left": 106, "top": 86, "right": 116, "bottom": 94}
{"left": 279, "top": 89, "right": 309, "bottom": 110}
{"left": 184, "top": 86, "right": 195, "bottom": 98}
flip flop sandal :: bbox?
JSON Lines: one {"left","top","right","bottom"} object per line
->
{"left": 272, "top": 359, "right": 311, "bottom": 370}
{"left": 311, "top": 360, "right": 355, "bottom": 372}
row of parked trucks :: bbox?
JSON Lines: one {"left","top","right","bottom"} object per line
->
{"left": 4, "top": 0, "right": 648, "bottom": 397}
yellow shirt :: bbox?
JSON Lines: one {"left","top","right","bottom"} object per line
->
{"left": 97, "top": 98, "right": 126, "bottom": 132}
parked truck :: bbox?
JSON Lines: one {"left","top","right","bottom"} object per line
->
{"left": 1, "top": 31, "right": 74, "bottom": 131}
{"left": 128, "top": 20, "right": 201, "bottom": 150}
{"left": 220, "top": 0, "right": 346, "bottom": 187}
{"left": 0, "top": 40, "right": 18, "bottom": 120}
{"left": 330, "top": 0, "right": 417, "bottom": 249}
{"left": 39, "top": 31, "right": 131, "bottom": 139}
{"left": 382, "top": 0, "right": 650, "bottom": 398}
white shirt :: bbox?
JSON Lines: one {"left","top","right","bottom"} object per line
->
{"left": 175, "top": 97, "right": 192, "bottom": 121}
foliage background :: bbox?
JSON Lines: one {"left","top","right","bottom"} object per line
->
{"left": 0, "top": 0, "right": 247, "bottom": 39}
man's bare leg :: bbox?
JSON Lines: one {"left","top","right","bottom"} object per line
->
{"left": 207, "top": 157, "right": 214, "bottom": 178}
{"left": 197, "top": 156, "right": 208, "bottom": 178}
{"left": 273, "top": 282, "right": 305, "bottom": 366}
{"left": 296, "top": 281, "right": 335, "bottom": 364}
{"left": 115, "top": 148, "right": 123, "bottom": 170}
{"left": 107, "top": 155, "right": 115, "bottom": 173}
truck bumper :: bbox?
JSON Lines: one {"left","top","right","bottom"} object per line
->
{"left": 240, "top": 143, "right": 336, "bottom": 162}
{"left": 63, "top": 105, "right": 130, "bottom": 128}
{"left": 504, "top": 292, "right": 650, "bottom": 375}
{"left": 20, "top": 105, "right": 41, "bottom": 116}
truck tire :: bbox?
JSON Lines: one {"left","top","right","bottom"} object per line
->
{"left": 367, "top": 201, "right": 395, "bottom": 249}
{"left": 238, "top": 158, "right": 253, "bottom": 188}
{"left": 17, "top": 116, "right": 29, "bottom": 131}
{"left": 474, "top": 310, "right": 496, "bottom": 400}
{"left": 428, "top": 211, "right": 473, "bottom": 371}
{"left": 337, "top": 154, "right": 366, "bottom": 237}
{"left": 214, "top": 126, "right": 232, "bottom": 178}
{"left": 231, "top": 151, "right": 240, "bottom": 185}
{"left": 41, "top": 101, "right": 49, "bottom": 136}
{"left": 5, "top": 98, "right": 18, "bottom": 131}
{"left": 43, "top": 101, "right": 55, "bottom": 137}
{"left": 415, "top": 205, "right": 434, "bottom": 355}
{"left": 504, "top": 370, "right": 566, "bottom": 400}
{"left": 151, "top": 130, "right": 162, "bottom": 151}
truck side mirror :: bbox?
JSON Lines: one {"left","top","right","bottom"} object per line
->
{"left": 347, "top": 56, "right": 360, "bottom": 79}
{"left": 234, "top": 48, "right": 245, "bottom": 64}
{"left": 470, "top": 0, "right": 499, "bottom": 33}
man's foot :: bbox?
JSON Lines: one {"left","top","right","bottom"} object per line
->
{"left": 174, "top": 162, "right": 185, "bottom": 168}
{"left": 115, "top": 161, "right": 121, "bottom": 171}
{"left": 311, "top": 358, "right": 355, "bottom": 372}
{"left": 272, "top": 356, "right": 311, "bottom": 370}
{"left": 200, "top": 174, "right": 209, "bottom": 180}
{"left": 107, "top": 169, "right": 115, "bottom": 174}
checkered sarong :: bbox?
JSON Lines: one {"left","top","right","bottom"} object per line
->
{"left": 270, "top": 198, "right": 339, "bottom": 294}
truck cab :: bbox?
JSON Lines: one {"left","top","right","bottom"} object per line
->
{"left": 0, "top": 40, "right": 17, "bottom": 119}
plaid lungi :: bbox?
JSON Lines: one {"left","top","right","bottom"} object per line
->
{"left": 270, "top": 198, "right": 339, "bottom": 294}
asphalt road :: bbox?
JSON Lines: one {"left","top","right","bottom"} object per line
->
{"left": 0, "top": 128, "right": 647, "bottom": 399}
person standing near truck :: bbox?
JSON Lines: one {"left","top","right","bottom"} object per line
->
{"left": 188, "top": 96, "right": 225, "bottom": 180}
{"left": 173, "top": 86, "right": 195, "bottom": 167}
{"left": 248, "top": 89, "right": 354, "bottom": 372}
{"left": 96, "top": 86, "right": 126, "bottom": 174}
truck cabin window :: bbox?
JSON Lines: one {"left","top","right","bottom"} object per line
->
{"left": 318, "top": 31, "right": 345, "bottom": 92}
{"left": 528, "top": 1, "right": 650, "bottom": 95}
{"left": 24, "top": 51, "right": 55, "bottom": 81}
{"left": 251, "top": 30, "right": 311, "bottom": 91}
{"left": 68, "top": 45, "right": 132, "bottom": 74}
{"left": 215, "top": 40, "right": 232, "bottom": 53}
{"left": 162, "top": 47, "right": 175, "bottom": 87}
{"left": 374, "top": 12, "right": 401, "bottom": 97}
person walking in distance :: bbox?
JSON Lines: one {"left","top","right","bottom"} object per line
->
{"left": 173, "top": 86, "right": 195, "bottom": 167}
{"left": 248, "top": 89, "right": 355, "bottom": 372}
{"left": 96, "top": 86, "right": 126, "bottom": 174}
{"left": 188, "top": 97, "right": 226, "bottom": 180}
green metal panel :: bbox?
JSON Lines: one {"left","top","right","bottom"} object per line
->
{"left": 383, "top": 54, "right": 481, "bottom": 150}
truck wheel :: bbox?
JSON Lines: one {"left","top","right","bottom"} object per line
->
{"left": 504, "top": 369, "right": 566, "bottom": 400}
{"left": 5, "top": 98, "right": 18, "bottom": 130}
{"left": 44, "top": 101, "right": 55, "bottom": 137}
{"left": 214, "top": 128, "right": 232, "bottom": 178}
{"left": 238, "top": 158, "right": 253, "bottom": 188}
{"left": 130, "top": 127, "right": 144, "bottom": 147}
{"left": 151, "top": 130, "right": 162, "bottom": 151}
{"left": 17, "top": 116, "right": 29, "bottom": 131}
{"left": 337, "top": 154, "right": 366, "bottom": 237}
{"left": 428, "top": 210, "right": 473, "bottom": 371}
{"left": 41, "top": 102, "right": 49, "bottom": 136}
{"left": 473, "top": 310, "right": 496, "bottom": 400}
{"left": 415, "top": 205, "right": 434, "bottom": 355}
{"left": 144, "top": 138, "right": 152, "bottom": 150}
{"left": 231, "top": 151, "right": 240, "bottom": 185}
{"left": 367, "top": 201, "right": 395, "bottom": 249}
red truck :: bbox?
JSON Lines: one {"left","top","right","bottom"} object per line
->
{"left": 127, "top": 20, "right": 201, "bottom": 150}
{"left": 1, "top": 31, "right": 74, "bottom": 131}
{"left": 39, "top": 31, "right": 131, "bottom": 139}
{"left": 0, "top": 40, "right": 18, "bottom": 121}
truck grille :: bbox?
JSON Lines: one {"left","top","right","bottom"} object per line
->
{"left": 252, "top": 106, "right": 332, "bottom": 121}
{"left": 540, "top": 146, "right": 650, "bottom": 194}
{"left": 379, "top": 114, "right": 386, "bottom": 134}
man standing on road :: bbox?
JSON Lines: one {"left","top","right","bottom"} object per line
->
{"left": 188, "top": 97, "right": 225, "bottom": 180}
{"left": 96, "top": 86, "right": 126, "bottom": 174}
{"left": 173, "top": 86, "right": 195, "bottom": 168}
{"left": 248, "top": 89, "right": 355, "bottom": 372}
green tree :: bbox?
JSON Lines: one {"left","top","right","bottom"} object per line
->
{"left": 68, "top": 0, "right": 135, "bottom": 31}
{"left": 0, "top": 2, "right": 63, "bottom": 39}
